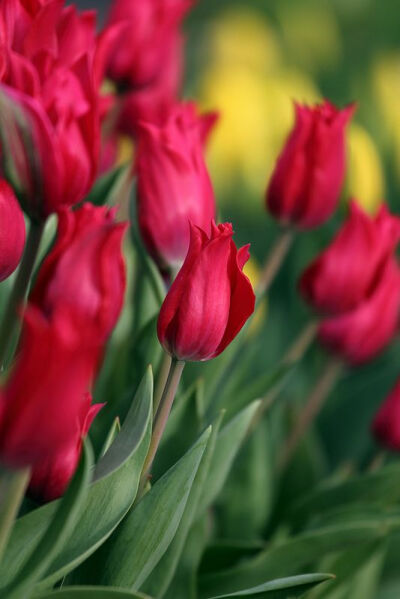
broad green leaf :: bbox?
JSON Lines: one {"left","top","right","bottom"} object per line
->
{"left": 143, "top": 413, "right": 223, "bottom": 597}
{"left": 207, "top": 573, "right": 335, "bottom": 598}
{"left": 199, "top": 520, "right": 400, "bottom": 598}
{"left": 98, "top": 427, "right": 211, "bottom": 589}
{"left": 1, "top": 442, "right": 92, "bottom": 599}
{"left": 200, "top": 541, "right": 265, "bottom": 576}
{"left": 289, "top": 464, "right": 400, "bottom": 527}
{"left": 0, "top": 369, "right": 153, "bottom": 588}
{"left": 36, "top": 587, "right": 150, "bottom": 599}
{"left": 85, "top": 164, "right": 131, "bottom": 207}
{"left": 199, "top": 401, "right": 260, "bottom": 512}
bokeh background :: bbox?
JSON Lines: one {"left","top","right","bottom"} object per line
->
{"left": 81, "top": 0, "right": 400, "bottom": 471}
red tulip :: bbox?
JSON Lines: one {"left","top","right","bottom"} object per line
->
{"left": 0, "top": 0, "right": 115, "bottom": 218}
{"left": 106, "top": 0, "right": 192, "bottom": 90}
{"left": 29, "top": 394, "right": 103, "bottom": 502}
{"left": 0, "top": 306, "right": 97, "bottom": 468}
{"left": 299, "top": 201, "right": 400, "bottom": 315}
{"left": 0, "top": 179, "right": 25, "bottom": 281}
{"left": 372, "top": 379, "right": 400, "bottom": 451}
{"left": 266, "top": 100, "right": 354, "bottom": 229}
{"left": 158, "top": 221, "right": 255, "bottom": 361}
{"left": 318, "top": 259, "right": 400, "bottom": 365}
{"left": 31, "top": 204, "right": 127, "bottom": 347}
{"left": 136, "top": 102, "right": 217, "bottom": 271}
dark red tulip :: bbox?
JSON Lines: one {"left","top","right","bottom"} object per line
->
{"left": 299, "top": 201, "right": 400, "bottom": 315}
{"left": 136, "top": 102, "right": 217, "bottom": 271}
{"left": 266, "top": 100, "right": 354, "bottom": 229}
{"left": 158, "top": 221, "right": 255, "bottom": 361}
{"left": 29, "top": 394, "right": 103, "bottom": 502}
{"left": 31, "top": 204, "right": 127, "bottom": 347}
{"left": 0, "top": 179, "right": 26, "bottom": 281}
{"left": 318, "top": 259, "right": 400, "bottom": 365}
{"left": 372, "top": 379, "right": 400, "bottom": 451}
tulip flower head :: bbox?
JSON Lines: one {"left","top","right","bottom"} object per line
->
{"left": 372, "top": 379, "right": 400, "bottom": 451}
{"left": 266, "top": 100, "right": 355, "bottom": 229}
{"left": 0, "top": 179, "right": 26, "bottom": 281}
{"left": 158, "top": 221, "right": 255, "bottom": 361}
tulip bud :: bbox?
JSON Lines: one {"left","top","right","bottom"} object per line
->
{"left": 266, "top": 100, "right": 354, "bottom": 229}
{"left": 29, "top": 395, "right": 103, "bottom": 502}
{"left": 318, "top": 259, "right": 400, "bottom": 365}
{"left": 299, "top": 201, "right": 400, "bottom": 315}
{"left": 372, "top": 379, "right": 400, "bottom": 451}
{"left": 157, "top": 221, "right": 255, "bottom": 361}
{"left": 136, "top": 102, "right": 217, "bottom": 272}
{"left": 31, "top": 204, "right": 127, "bottom": 348}
{"left": 106, "top": 0, "right": 192, "bottom": 90}
{"left": 0, "top": 307, "right": 97, "bottom": 468}
{"left": 0, "top": 179, "right": 25, "bottom": 281}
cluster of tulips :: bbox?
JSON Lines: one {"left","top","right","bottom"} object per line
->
{"left": 0, "top": 0, "right": 400, "bottom": 597}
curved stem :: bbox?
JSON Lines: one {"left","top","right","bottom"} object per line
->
{"left": 0, "top": 466, "right": 30, "bottom": 563}
{"left": 256, "top": 229, "right": 294, "bottom": 299}
{"left": 153, "top": 352, "right": 172, "bottom": 418}
{"left": 278, "top": 358, "right": 343, "bottom": 472}
{"left": 282, "top": 320, "right": 318, "bottom": 365}
{"left": 138, "top": 358, "right": 185, "bottom": 497}
{"left": 0, "top": 219, "right": 45, "bottom": 368}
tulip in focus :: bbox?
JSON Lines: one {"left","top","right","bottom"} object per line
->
{"left": 266, "top": 100, "right": 354, "bottom": 228}
{"left": 29, "top": 395, "right": 103, "bottom": 502}
{"left": 136, "top": 102, "right": 217, "bottom": 271}
{"left": 158, "top": 221, "right": 255, "bottom": 361}
{"left": 299, "top": 201, "right": 400, "bottom": 315}
{"left": 0, "top": 179, "right": 25, "bottom": 281}
{"left": 31, "top": 204, "right": 127, "bottom": 349}
{"left": 372, "top": 379, "right": 400, "bottom": 451}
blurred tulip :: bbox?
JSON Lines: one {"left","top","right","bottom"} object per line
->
{"left": 136, "top": 102, "right": 217, "bottom": 271}
{"left": 318, "top": 259, "right": 400, "bottom": 365}
{"left": 372, "top": 379, "right": 400, "bottom": 451}
{"left": 0, "top": 0, "right": 115, "bottom": 218}
{"left": 346, "top": 124, "right": 385, "bottom": 214}
{"left": 0, "top": 306, "right": 97, "bottom": 468}
{"left": 158, "top": 221, "right": 255, "bottom": 361}
{"left": 266, "top": 100, "right": 354, "bottom": 229}
{"left": 0, "top": 179, "right": 25, "bottom": 281}
{"left": 299, "top": 201, "right": 400, "bottom": 315}
{"left": 31, "top": 204, "right": 127, "bottom": 348}
{"left": 106, "top": 0, "right": 192, "bottom": 90}
{"left": 29, "top": 394, "right": 103, "bottom": 502}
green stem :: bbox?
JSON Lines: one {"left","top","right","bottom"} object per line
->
{"left": 0, "top": 466, "right": 30, "bottom": 563}
{"left": 138, "top": 358, "right": 185, "bottom": 497}
{"left": 153, "top": 352, "right": 172, "bottom": 417}
{"left": 0, "top": 219, "right": 45, "bottom": 368}
{"left": 256, "top": 228, "right": 294, "bottom": 299}
{"left": 278, "top": 358, "right": 343, "bottom": 472}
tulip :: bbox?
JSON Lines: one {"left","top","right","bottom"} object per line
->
{"left": 136, "top": 102, "right": 217, "bottom": 271}
{"left": 299, "top": 201, "right": 400, "bottom": 315}
{"left": 372, "top": 379, "right": 400, "bottom": 451}
{"left": 157, "top": 221, "right": 255, "bottom": 361}
{"left": 266, "top": 100, "right": 354, "bottom": 229}
{"left": 106, "top": 0, "right": 192, "bottom": 90}
{"left": 29, "top": 394, "right": 103, "bottom": 502}
{"left": 0, "top": 179, "right": 26, "bottom": 281}
{"left": 31, "top": 204, "right": 127, "bottom": 347}
{"left": 318, "top": 259, "right": 400, "bottom": 365}
{"left": 0, "top": 306, "right": 97, "bottom": 468}
{"left": 0, "top": 0, "right": 116, "bottom": 218}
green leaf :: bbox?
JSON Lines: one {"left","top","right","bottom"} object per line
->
{"left": 98, "top": 427, "right": 211, "bottom": 590}
{"left": 206, "top": 573, "right": 335, "bottom": 598}
{"left": 143, "top": 413, "right": 223, "bottom": 597}
{"left": 199, "top": 401, "right": 260, "bottom": 512}
{"left": 1, "top": 441, "right": 93, "bottom": 599}
{"left": 200, "top": 541, "right": 265, "bottom": 576}
{"left": 36, "top": 587, "right": 150, "bottom": 599}
{"left": 0, "top": 369, "right": 153, "bottom": 589}
{"left": 199, "top": 520, "right": 400, "bottom": 598}
{"left": 85, "top": 165, "right": 131, "bottom": 207}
